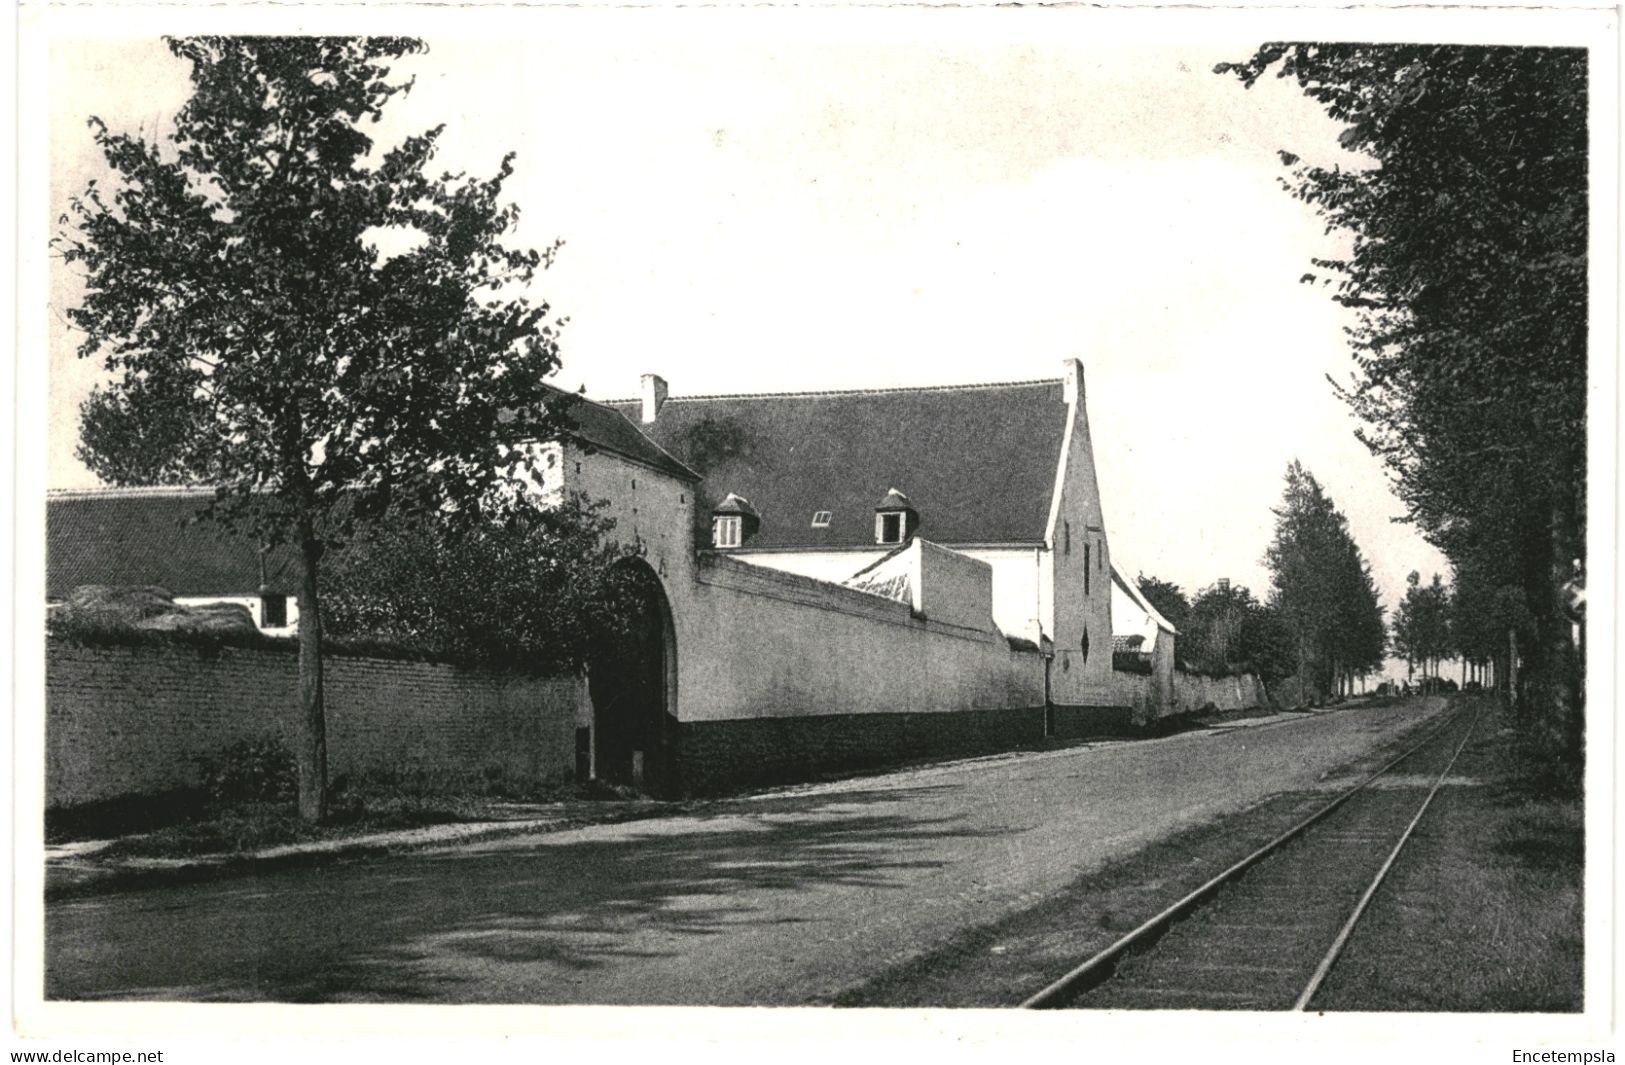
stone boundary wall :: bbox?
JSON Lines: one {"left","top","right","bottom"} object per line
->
{"left": 1105, "top": 665, "right": 1269, "bottom": 727}
{"left": 1173, "top": 670, "right": 1269, "bottom": 715}
{"left": 46, "top": 638, "right": 584, "bottom": 809}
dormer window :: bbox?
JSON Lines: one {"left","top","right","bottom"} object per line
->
{"left": 260, "top": 588, "right": 287, "bottom": 629}
{"left": 811, "top": 511, "right": 832, "bottom": 528}
{"left": 714, "top": 515, "right": 743, "bottom": 549}
{"left": 873, "top": 488, "right": 919, "bottom": 546}
{"left": 711, "top": 492, "right": 760, "bottom": 550}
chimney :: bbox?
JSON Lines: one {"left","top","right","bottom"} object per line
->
{"left": 640, "top": 373, "right": 668, "bottom": 423}
{"left": 1217, "top": 578, "right": 1230, "bottom": 592}
{"left": 1061, "top": 357, "right": 1085, "bottom": 406}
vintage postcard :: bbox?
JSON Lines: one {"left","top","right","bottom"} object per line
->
{"left": 10, "top": 2, "right": 1619, "bottom": 1061}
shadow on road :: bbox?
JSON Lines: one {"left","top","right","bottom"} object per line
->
{"left": 48, "top": 783, "right": 1000, "bottom": 1003}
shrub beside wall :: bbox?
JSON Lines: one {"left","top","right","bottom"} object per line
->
{"left": 45, "top": 636, "right": 585, "bottom": 810}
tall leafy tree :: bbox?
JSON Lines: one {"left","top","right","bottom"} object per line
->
{"left": 57, "top": 37, "right": 571, "bottom": 821}
{"left": 1264, "top": 461, "right": 1386, "bottom": 698}
{"left": 1218, "top": 45, "right": 1585, "bottom": 748}
{"left": 1135, "top": 574, "right": 1191, "bottom": 634}
{"left": 1332, "top": 539, "right": 1389, "bottom": 691}
{"left": 1180, "top": 582, "right": 1252, "bottom": 675}
{"left": 1178, "top": 581, "right": 1298, "bottom": 683}
{"left": 1239, "top": 601, "right": 1301, "bottom": 685}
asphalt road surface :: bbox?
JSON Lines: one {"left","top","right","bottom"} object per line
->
{"left": 46, "top": 700, "right": 1450, "bottom": 1005}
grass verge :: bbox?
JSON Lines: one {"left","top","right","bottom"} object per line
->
{"left": 88, "top": 797, "right": 492, "bottom": 860}
{"left": 56, "top": 777, "right": 652, "bottom": 860}
{"left": 835, "top": 696, "right": 1581, "bottom": 1010}
{"left": 1310, "top": 697, "right": 1583, "bottom": 1012}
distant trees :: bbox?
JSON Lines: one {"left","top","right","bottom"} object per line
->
{"left": 1179, "top": 582, "right": 1299, "bottom": 683}
{"left": 1449, "top": 560, "right": 1530, "bottom": 691}
{"left": 57, "top": 37, "right": 570, "bottom": 821}
{"left": 1219, "top": 45, "right": 1586, "bottom": 756}
{"left": 1134, "top": 573, "right": 1297, "bottom": 683}
{"left": 1171, "top": 583, "right": 1240, "bottom": 674}
{"left": 1264, "top": 461, "right": 1387, "bottom": 700}
{"left": 1391, "top": 571, "right": 1453, "bottom": 681}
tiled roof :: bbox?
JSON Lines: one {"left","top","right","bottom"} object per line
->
{"left": 608, "top": 379, "right": 1067, "bottom": 550}
{"left": 47, "top": 489, "right": 300, "bottom": 599}
{"left": 44, "top": 393, "right": 696, "bottom": 602}
{"left": 549, "top": 390, "right": 699, "bottom": 482}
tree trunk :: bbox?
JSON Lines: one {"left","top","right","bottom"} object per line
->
{"left": 297, "top": 523, "right": 328, "bottom": 823}
{"left": 1298, "top": 638, "right": 1309, "bottom": 708}
{"left": 1507, "top": 626, "right": 1519, "bottom": 714}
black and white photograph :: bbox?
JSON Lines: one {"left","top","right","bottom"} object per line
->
{"left": 9, "top": 1, "right": 1619, "bottom": 1058}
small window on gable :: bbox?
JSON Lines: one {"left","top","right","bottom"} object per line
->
{"left": 1098, "top": 539, "right": 1104, "bottom": 571}
{"left": 262, "top": 594, "right": 287, "bottom": 629}
{"left": 713, "top": 515, "right": 743, "bottom": 549}
{"left": 1064, "top": 520, "right": 1071, "bottom": 555}
{"left": 877, "top": 512, "right": 904, "bottom": 545}
{"left": 1085, "top": 544, "right": 1092, "bottom": 595}
{"left": 811, "top": 511, "right": 832, "bottom": 528}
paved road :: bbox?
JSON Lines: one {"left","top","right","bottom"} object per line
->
{"left": 46, "top": 700, "right": 1449, "bottom": 1005}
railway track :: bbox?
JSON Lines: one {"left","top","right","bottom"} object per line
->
{"left": 1022, "top": 702, "right": 1479, "bottom": 1011}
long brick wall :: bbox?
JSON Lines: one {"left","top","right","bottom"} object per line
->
{"left": 46, "top": 638, "right": 584, "bottom": 809}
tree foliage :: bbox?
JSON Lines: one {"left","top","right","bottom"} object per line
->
{"left": 1177, "top": 581, "right": 1298, "bottom": 683}
{"left": 323, "top": 495, "right": 640, "bottom": 673}
{"left": 1218, "top": 45, "right": 1585, "bottom": 744}
{"left": 1391, "top": 571, "right": 1453, "bottom": 677}
{"left": 1264, "top": 461, "right": 1386, "bottom": 696}
{"left": 1134, "top": 574, "right": 1191, "bottom": 634}
{"left": 57, "top": 37, "right": 570, "bottom": 820}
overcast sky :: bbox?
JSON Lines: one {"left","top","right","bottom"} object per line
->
{"left": 45, "top": 14, "right": 1455, "bottom": 650}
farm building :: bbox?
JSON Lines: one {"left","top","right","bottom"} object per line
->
{"left": 46, "top": 358, "right": 1220, "bottom": 797}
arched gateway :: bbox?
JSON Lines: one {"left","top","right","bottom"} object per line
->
{"left": 587, "top": 559, "right": 679, "bottom": 797}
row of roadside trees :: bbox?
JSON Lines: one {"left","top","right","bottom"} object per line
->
{"left": 1138, "top": 460, "right": 1387, "bottom": 702}
{"left": 1390, "top": 569, "right": 1524, "bottom": 694}
{"left": 1218, "top": 45, "right": 1587, "bottom": 765}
